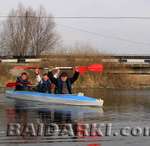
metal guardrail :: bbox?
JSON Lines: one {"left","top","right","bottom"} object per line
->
{"left": 0, "top": 58, "right": 42, "bottom": 63}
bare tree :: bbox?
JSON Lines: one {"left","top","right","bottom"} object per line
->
{"left": 0, "top": 4, "right": 59, "bottom": 57}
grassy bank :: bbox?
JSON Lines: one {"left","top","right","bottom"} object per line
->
{"left": 0, "top": 55, "right": 149, "bottom": 89}
{"left": 39, "top": 55, "right": 139, "bottom": 89}
{"left": 0, "top": 64, "right": 13, "bottom": 87}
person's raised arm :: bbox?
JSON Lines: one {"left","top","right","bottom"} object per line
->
{"left": 35, "top": 69, "right": 42, "bottom": 83}
{"left": 70, "top": 68, "right": 80, "bottom": 84}
{"left": 48, "top": 69, "right": 60, "bottom": 84}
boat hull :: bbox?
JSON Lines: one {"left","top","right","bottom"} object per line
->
{"left": 5, "top": 90, "right": 104, "bottom": 107}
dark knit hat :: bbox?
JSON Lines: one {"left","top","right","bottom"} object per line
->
{"left": 60, "top": 72, "right": 68, "bottom": 77}
{"left": 21, "top": 72, "right": 28, "bottom": 76}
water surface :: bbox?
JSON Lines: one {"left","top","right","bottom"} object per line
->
{"left": 0, "top": 88, "right": 150, "bottom": 146}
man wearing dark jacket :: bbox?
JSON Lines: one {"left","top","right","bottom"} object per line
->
{"left": 35, "top": 69, "right": 53, "bottom": 93}
{"left": 37, "top": 73, "right": 52, "bottom": 93}
{"left": 48, "top": 69, "right": 79, "bottom": 94}
{"left": 15, "top": 72, "right": 31, "bottom": 91}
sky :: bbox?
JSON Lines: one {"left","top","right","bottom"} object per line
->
{"left": 0, "top": 0, "right": 150, "bottom": 55}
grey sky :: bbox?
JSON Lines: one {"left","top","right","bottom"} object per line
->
{"left": 0, "top": 0, "right": 150, "bottom": 55}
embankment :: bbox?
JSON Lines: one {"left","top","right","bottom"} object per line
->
{"left": 0, "top": 55, "right": 150, "bottom": 89}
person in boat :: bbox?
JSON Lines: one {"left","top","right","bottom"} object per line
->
{"left": 15, "top": 72, "right": 31, "bottom": 91}
{"left": 48, "top": 68, "right": 79, "bottom": 94}
{"left": 35, "top": 69, "right": 55, "bottom": 93}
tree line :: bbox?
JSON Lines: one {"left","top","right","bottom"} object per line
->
{"left": 0, "top": 4, "right": 59, "bottom": 57}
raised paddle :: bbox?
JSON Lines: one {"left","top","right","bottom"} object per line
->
{"left": 7, "top": 64, "right": 104, "bottom": 88}
{"left": 13, "top": 64, "right": 104, "bottom": 74}
{"left": 13, "top": 66, "right": 73, "bottom": 70}
{"left": 13, "top": 66, "right": 49, "bottom": 70}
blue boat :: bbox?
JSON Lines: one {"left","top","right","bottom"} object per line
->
{"left": 5, "top": 90, "right": 104, "bottom": 107}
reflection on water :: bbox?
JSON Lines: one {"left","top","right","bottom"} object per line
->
{"left": 0, "top": 89, "right": 150, "bottom": 145}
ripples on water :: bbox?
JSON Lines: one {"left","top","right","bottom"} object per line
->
{"left": 0, "top": 88, "right": 150, "bottom": 146}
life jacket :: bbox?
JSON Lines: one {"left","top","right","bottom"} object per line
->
{"left": 37, "top": 79, "right": 51, "bottom": 93}
{"left": 15, "top": 76, "right": 30, "bottom": 91}
{"left": 56, "top": 79, "right": 72, "bottom": 94}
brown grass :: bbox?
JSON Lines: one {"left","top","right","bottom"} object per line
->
{"left": 0, "top": 63, "right": 14, "bottom": 86}
{"left": 0, "top": 53, "right": 148, "bottom": 89}
{"left": 39, "top": 54, "right": 136, "bottom": 89}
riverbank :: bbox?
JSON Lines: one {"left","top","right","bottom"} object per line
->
{"left": 1, "top": 55, "right": 150, "bottom": 89}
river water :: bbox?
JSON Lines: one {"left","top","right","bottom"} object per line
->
{"left": 0, "top": 88, "right": 150, "bottom": 146}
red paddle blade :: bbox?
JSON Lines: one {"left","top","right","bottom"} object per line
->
{"left": 13, "top": 66, "right": 38, "bottom": 70}
{"left": 6, "top": 82, "right": 17, "bottom": 88}
{"left": 88, "top": 144, "right": 101, "bottom": 146}
{"left": 6, "top": 82, "right": 32, "bottom": 88}
{"left": 88, "top": 64, "right": 104, "bottom": 72}
{"left": 76, "top": 66, "right": 88, "bottom": 74}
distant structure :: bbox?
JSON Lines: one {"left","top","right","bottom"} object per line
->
{"left": 102, "top": 55, "right": 150, "bottom": 64}
{"left": 0, "top": 55, "right": 150, "bottom": 64}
